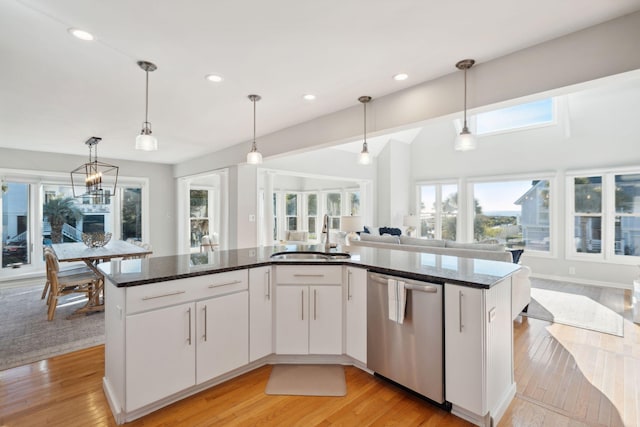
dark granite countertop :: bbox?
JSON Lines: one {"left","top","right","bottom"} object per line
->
{"left": 98, "top": 244, "right": 521, "bottom": 289}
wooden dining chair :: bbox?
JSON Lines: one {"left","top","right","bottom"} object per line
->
{"left": 44, "top": 250, "right": 101, "bottom": 320}
{"left": 41, "top": 247, "right": 93, "bottom": 303}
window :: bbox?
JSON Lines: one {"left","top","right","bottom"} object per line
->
{"left": 614, "top": 173, "right": 640, "bottom": 257}
{"left": 273, "top": 193, "right": 279, "bottom": 241}
{"left": 326, "top": 193, "right": 341, "bottom": 230}
{"left": 418, "top": 183, "right": 458, "bottom": 240}
{"left": 347, "top": 191, "right": 360, "bottom": 215}
{"left": 121, "top": 187, "right": 142, "bottom": 241}
{"left": 473, "top": 179, "right": 551, "bottom": 251}
{"left": 285, "top": 193, "right": 298, "bottom": 231}
{"left": 307, "top": 194, "right": 318, "bottom": 240}
{"left": 190, "top": 189, "right": 209, "bottom": 250}
{"left": 572, "top": 176, "right": 602, "bottom": 254}
{"left": 567, "top": 169, "right": 639, "bottom": 263}
{"left": 2, "top": 182, "right": 30, "bottom": 268}
{"left": 476, "top": 98, "right": 554, "bottom": 135}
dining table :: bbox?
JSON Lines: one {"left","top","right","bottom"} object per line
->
{"left": 51, "top": 240, "right": 152, "bottom": 317}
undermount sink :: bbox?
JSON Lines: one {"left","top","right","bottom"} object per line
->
{"left": 270, "top": 251, "right": 351, "bottom": 261}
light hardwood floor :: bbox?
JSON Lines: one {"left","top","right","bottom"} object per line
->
{"left": 1, "top": 291, "right": 638, "bottom": 426}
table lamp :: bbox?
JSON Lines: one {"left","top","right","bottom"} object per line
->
{"left": 403, "top": 214, "right": 419, "bottom": 237}
{"left": 341, "top": 216, "right": 363, "bottom": 245}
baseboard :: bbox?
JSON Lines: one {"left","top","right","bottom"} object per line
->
{"left": 530, "top": 273, "right": 630, "bottom": 290}
{"left": 102, "top": 377, "right": 124, "bottom": 425}
{"left": 491, "top": 382, "right": 516, "bottom": 427}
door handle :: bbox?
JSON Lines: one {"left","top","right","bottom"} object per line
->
{"left": 187, "top": 307, "right": 192, "bottom": 345}
{"left": 314, "top": 289, "right": 317, "bottom": 320}
{"left": 347, "top": 270, "right": 352, "bottom": 301}
{"left": 203, "top": 305, "right": 207, "bottom": 342}
{"left": 266, "top": 270, "right": 271, "bottom": 300}
{"left": 459, "top": 291, "right": 464, "bottom": 333}
{"left": 301, "top": 289, "right": 305, "bottom": 321}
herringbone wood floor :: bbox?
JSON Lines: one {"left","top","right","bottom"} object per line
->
{"left": 1, "top": 291, "right": 638, "bottom": 426}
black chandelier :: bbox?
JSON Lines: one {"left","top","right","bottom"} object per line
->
{"left": 70, "top": 137, "right": 119, "bottom": 204}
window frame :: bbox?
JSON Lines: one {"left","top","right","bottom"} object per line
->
{"left": 468, "top": 175, "right": 554, "bottom": 255}
{"left": 566, "top": 166, "right": 640, "bottom": 265}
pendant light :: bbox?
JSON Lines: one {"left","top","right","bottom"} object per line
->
{"left": 136, "top": 60, "right": 158, "bottom": 151}
{"left": 358, "top": 96, "right": 372, "bottom": 165}
{"left": 247, "top": 94, "right": 263, "bottom": 164}
{"left": 70, "top": 137, "right": 119, "bottom": 204}
{"left": 454, "top": 59, "right": 477, "bottom": 151}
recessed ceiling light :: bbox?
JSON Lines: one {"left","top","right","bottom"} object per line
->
{"left": 393, "top": 73, "right": 408, "bottom": 81}
{"left": 205, "top": 74, "right": 223, "bottom": 83}
{"left": 303, "top": 94, "right": 316, "bottom": 101}
{"left": 68, "top": 28, "right": 94, "bottom": 41}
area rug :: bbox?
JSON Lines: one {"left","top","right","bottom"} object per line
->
{"left": 0, "top": 284, "right": 104, "bottom": 371}
{"left": 265, "top": 364, "right": 346, "bottom": 396}
{"left": 523, "top": 279, "right": 624, "bottom": 337}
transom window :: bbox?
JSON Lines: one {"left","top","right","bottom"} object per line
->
{"left": 476, "top": 98, "right": 554, "bottom": 135}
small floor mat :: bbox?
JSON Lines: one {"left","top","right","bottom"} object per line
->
{"left": 265, "top": 364, "right": 346, "bottom": 396}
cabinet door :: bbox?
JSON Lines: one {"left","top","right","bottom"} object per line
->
{"left": 126, "top": 302, "right": 196, "bottom": 411}
{"left": 345, "top": 267, "right": 367, "bottom": 363}
{"left": 249, "top": 267, "right": 272, "bottom": 362}
{"left": 444, "top": 283, "right": 484, "bottom": 414}
{"left": 275, "top": 286, "right": 309, "bottom": 354}
{"left": 309, "top": 285, "right": 343, "bottom": 355}
{"left": 196, "top": 291, "right": 249, "bottom": 384}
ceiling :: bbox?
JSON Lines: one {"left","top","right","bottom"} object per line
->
{"left": 2, "top": 1, "right": 640, "bottom": 165}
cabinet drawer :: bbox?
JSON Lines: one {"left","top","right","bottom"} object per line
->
{"left": 190, "top": 269, "right": 248, "bottom": 300}
{"left": 125, "top": 270, "right": 248, "bottom": 314}
{"left": 125, "top": 276, "right": 205, "bottom": 314}
{"left": 275, "top": 265, "right": 342, "bottom": 285}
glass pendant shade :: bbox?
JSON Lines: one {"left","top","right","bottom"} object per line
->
{"left": 247, "top": 145, "right": 263, "bottom": 164}
{"left": 136, "top": 125, "right": 158, "bottom": 151}
{"left": 358, "top": 146, "right": 371, "bottom": 165}
{"left": 454, "top": 127, "right": 477, "bottom": 151}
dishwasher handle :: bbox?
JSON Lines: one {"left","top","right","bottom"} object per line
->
{"left": 368, "top": 273, "right": 439, "bottom": 293}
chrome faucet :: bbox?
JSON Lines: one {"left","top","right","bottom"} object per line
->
{"left": 322, "top": 214, "right": 330, "bottom": 250}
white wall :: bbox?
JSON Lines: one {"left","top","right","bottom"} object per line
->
{"left": 376, "top": 140, "right": 411, "bottom": 227}
{"left": 0, "top": 147, "right": 176, "bottom": 257}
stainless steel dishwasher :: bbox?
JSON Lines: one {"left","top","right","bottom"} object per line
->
{"left": 367, "top": 272, "right": 445, "bottom": 405}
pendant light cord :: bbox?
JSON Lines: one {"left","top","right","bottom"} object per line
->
{"left": 253, "top": 97, "right": 256, "bottom": 143}
{"left": 463, "top": 67, "right": 468, "bottom": 128}
{"left": 144, "top": 70, "right": 150, "bottom": 124}
{"left": 363, "top": 101, "right": 367, "bottom": 147}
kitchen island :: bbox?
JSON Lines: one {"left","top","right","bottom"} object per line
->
{"left": 100, "top": 245, "right": 520, "bottom": 427}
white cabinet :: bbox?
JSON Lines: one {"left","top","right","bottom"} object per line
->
{"left": 126, "top": 302, "right": 196, "bottom": 411}
{"left": 274, "top": 265, "right": 343, "bottom": 355}
{"left": 106, "top": 269, "right": 250, "bottom": 418}
{"left": 196, "top": 290, "right": 248, "bottom": 384}
{"left": 444, "top": 279, "right": 514, "bottom": 426}
{"left": 345, "top": 267, "right": 367, "bottom": 364}
{"left": 249, "top": 267, "right": 272, "bottom": 362}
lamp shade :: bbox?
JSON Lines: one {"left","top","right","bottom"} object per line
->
{"left": 403, "top": 215, "right": 419, "bottom": 228}
{"left": 454, "top": 130, "right": 477, "bottom": 151}
{"left": 246, "top": 150, "right": 263, "bottom": 165}
{"left": 341, "top": 216, "right": 363, "bottom": 232}
{"left": 135, "top": 133, "right": 158, "bottom": 151}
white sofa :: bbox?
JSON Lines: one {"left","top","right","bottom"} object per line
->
{"left": 351, "top": 234, "right": 531, "bottom": 320}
